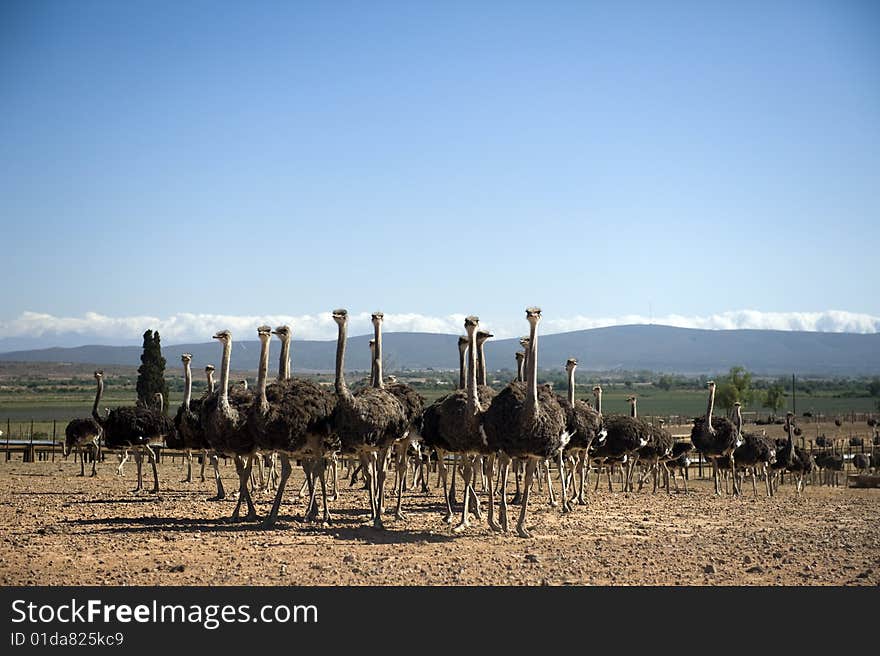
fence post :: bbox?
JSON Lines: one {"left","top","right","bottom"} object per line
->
{"left": 52, "top": 420, "right": 56, "bottom": 462}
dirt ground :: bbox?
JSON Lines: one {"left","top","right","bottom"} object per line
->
{"left": 1, "top": 457, "right": 878, "bottom": 586}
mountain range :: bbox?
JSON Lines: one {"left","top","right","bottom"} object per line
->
{"left": 2, "top": 325, "right": 879, "bottom": 376}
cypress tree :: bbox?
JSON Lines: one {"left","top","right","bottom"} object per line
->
{"left": 136, "top": 329, "right": 169, "bottom": 412}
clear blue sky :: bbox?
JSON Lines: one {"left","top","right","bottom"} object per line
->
{"left": 1, "top": 1, "right": 878, "bottom": 340}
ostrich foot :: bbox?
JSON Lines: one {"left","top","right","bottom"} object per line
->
{"left": 261, "top": 516, "right": 280, "bottom": 530}
{"left": 488, "top": 517, "right": 502, "bottom": 532}
{"left": 207, "top": 493, "right": 225, "bottom": 502}
{"left": 372, "top": 517, "right": 385, "bottom": 530}
{"left": 89, "top": 471, "right": 98, "bottom": 478}
{"left": 516, "top": 524, "right": 532, "bottom": 539}
{"left": 77, "top": 472, "right": 85, "bottom": 478}
{"left": 499, "top": 507, "right": 509, "bottom": 533}
{"left": 452, "top": 520, "right": 470, "bottom": 534}
{"left": 549, "top": 499, "right": 559, "bottom": 508}
{"left": 510, "top": 493, "right": 522, "bottom": 505}
{"left": 576, "top": 494, "right": 587, "bottom": 505}
{"left": 394, "top": 511, "right": 406, "bottom": 521}
{"left": 244, "top": 511, "right": 260, "bottom": 522}
{"left": 561, "top": 500, "right": 573, "bottom": 513}
{"left": 442, "top": 513, "right": 454, "bottom": 524}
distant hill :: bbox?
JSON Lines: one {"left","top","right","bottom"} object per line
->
{"left": 2, "top": 325, "right": 879, "bottom": 375}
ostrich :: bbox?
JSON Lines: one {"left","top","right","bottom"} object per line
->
{"left": 690, "top": 381, "right": 742, "bottom": 496}
{"left": 635, "top": 413, "right": 673, "bottom": 494}
{"left": 471, "top": 328, "right": 498, "bottom": 498}
{"left": 330, "top": 309, "right": 406, "bottom": 529}
{"left": 369, "top": 312, "right": 425, "bottom": 521}
{"left": 660, "top": 441, "right": 694, "bottom": 493}
{"left": 200, "top": 330, "right": 259, "bottom": 520}
{"left": 92, "top": 372, "right": 176, "bottom": 493}
{"left": 171, "top": 354, "right": 226, "bottom": 500}
{"left": 507, "top": 336, "right": 532, "bottom": 506}
{"left": 246, "top": 326, "right": 336, "bottom": 528}
{"left": 482, "top": 308, "right": 569, "bottom": 538}
{"left": 730, "top": 403, "right": 776, "bottom": 497}
{"left": 418, "top": 316, "right": 497, "bottom": 533}
{"left": 591, "top": 392, "right": 649, "bottom": 493}
{"left": 769, "top": 413, "right": 797, "bottom": 493}
{"left": 557, "top": 358, "right": 604, "bottom": 507}
{"left": 787, "top": 445, "right": 814, "bottom": 494}
{"left": 515, "top": 352, "right": 525, "bottom": 383}
{"left": 63, "top": 373, "right": 104, "bottom": 477}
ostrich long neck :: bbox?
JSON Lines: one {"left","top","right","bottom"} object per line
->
{"left": 370, "top": 342, "right": 378, "bottom": 387}
{"left": 458, "top": 344, "right": 467, "bottom": 390}
{"left": 734, "top": 406, "right": 743, "bottom": 435}
{"left": 256, "top": 337, "right": 271, "bottom": 412}
{"left": 278, "top": 335, "right": 291, "bottom": 381}
{"left": 594, "top": 388, "right": 602, "bottom": 415}
{"left": 516, "top": 354, "right": 524, "bottom": 383}
{"left": 219, "top": 338, "right": 232, "bottom": 412}
{"left": 206, "top": 370, "right": 215, "bottom": 395}
{"left": 567, "top": 367, "right": 576, "bottom": 406}
{"left": 373, "top": 320, "right": 385, "bottom": 390}
{"left": 630, "top": 399, "right": 637, "bottom": 418}
{"left": 183, "top": 362, "right": 192, "bottom": 410}
{"left": 466, "top": 327, "right": 480, "bottom": 412}
{"left": 477, "top": 340, "right": 487, "bottom": 386}
{"left": 335, "top": 320, "right": 352, "bottom": 399}
{"left": 526, "top": 321, "right": 539, "bottom": 411}
{"left": 706, "top": 386, "right": 715, "bottom": 426}
{"left": 92, "top": 377, "right": 104, "bottom": 424}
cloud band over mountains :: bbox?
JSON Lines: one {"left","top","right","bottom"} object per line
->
{"left": 1, "top": 309, "right": 879, "bottom": 350}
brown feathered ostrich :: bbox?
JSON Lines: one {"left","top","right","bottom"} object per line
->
{"left": 690, "top": 381, "right": 743, "bottom": 496}
{"left": 200, "top": 330, "right": 259, "bottom": 520}
{"left": 330, "top": 309, "right": 407, "bottom": 529}
{"left": 366, "top": 312, "right": 425, "bottom": 521}
{"left": 730, "top": 403, "right": 776, "bottom": 497}
{"left": 507, "top": 336, "right": 533, "bottom": 506}
{"left": 591, "top": 391, "right": 648, "bottom": 493}
{"left": 247, "top": 326, "right": 336, "bottom": 528}
{"left": 515, "top": 352, "right": 525, "bottom": 383}
{"left": 64, "top": 372, "right": 104, "bottom": 477}
{"left": 635, "top": 406, "right": 674, "bottom": 494}
{"left": 422, "top": 316, "right": 498, "bottom": 533}
{"left": 558, "top": 358, "right": 605, "bottom": 507}
{"left": 482, "top": 308, "right": 569, "bottom": 538}
{"left": 91, "top": 372, "right": 176, "bottom": 493}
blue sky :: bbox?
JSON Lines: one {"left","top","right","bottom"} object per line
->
{"left": 1, "top": 1, "right": 879, "bottom": 346}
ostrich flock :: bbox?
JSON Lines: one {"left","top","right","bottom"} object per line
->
{"left": 61, "top": 308, "right": 841, "bottom": 538}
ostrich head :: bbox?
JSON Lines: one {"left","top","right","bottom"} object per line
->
{"left": 519, "top": 337, "right": 530, "bottom": 349}
{"left": 525, "top": 307, "right": 542, "bottom": 325}
{"left": 457, "top": 336, "right": 468, "bottom": 352}
{"left": 205, "top": 364, "right": 215, "bottom": 373}
{"left": 257, "top": 325, "right": 272, "bottom": 340}
{"left": 332, "top": 309, "right": 348, "bottom": 325}
{"left": 181, "top": 353, "right": 192, "bottom": 365}
{"left": 94, "top": 370, "right": 104, "bottom": 381}
{"left": 213, "top": 329, "right": 231, "bottom": 345}
{"left": 515, "top": 351, "right": 525, "bottom": 362}
{"left": 153, "top": 392, "right": 164, "bottom": 412}
{"left": 476, "top": 330, "right": 493, "bottom": 344}
{"left": 371, "top": 311, "right": 384, "bottom": 325}
{"left": 464, "top": 315, "right": 479, "bottom": 331}
{"left": 272, "top": 325, "right": 291, "bottom": 339}
{"left": 565, "top": 358, "right": 577, "bottom": 372}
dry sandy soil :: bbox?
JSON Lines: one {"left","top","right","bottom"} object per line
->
{"left": 1, "top": 458, "right": 878, "bottom": 586}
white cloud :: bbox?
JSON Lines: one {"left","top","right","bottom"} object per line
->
{"left": 1, "top": 309, "right": 878, "bottom": 348}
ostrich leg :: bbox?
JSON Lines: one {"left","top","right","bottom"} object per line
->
{"left": 262, "top": 452, "right": 293, "bottom": 528}
{"left": 516, "top": 458, "right": 538, "bottom": 539}
{"left": 376, "top": 446, "right": 391, "bottom": 518}
{"left": 394, "top": 443, "right": 409, "bottom": 521}
{"left": 438, "top": 451, "right": 454, "bottom": 524}
{"left": 132, "top": 448, "right": 144, "bottom": 493}
{"left": 448, "top": 455, "right": 458, "bottom": 505}
{"left": 144, "top": 445, "right": 160, "bottom": 494}
{"left": 558, "top": 449, "right": 572, "bottom": 513}
{"left": 78, "top": 447, "right": 86, "bottom": 477}
{"left": 730, "top": 453, "right": 740, "bottom": 496}
{"left": 511, "top": 458, "right": 523, "bottom": 505}
{"left": 330, "top": 456, "right": 340, "bottom": 502}
{"left": 486, "top": 453, "right": 501, "bottom": 531}
{"left": 200, "top": 450, "right": 207, "bottom": 482}
{"left": 545, "top": 460, "right": 558, "bottom": 507}
{"left": 208, "top": 454, "right": 226, "bottom": 501}
{"left": 183, "top": 450, "right": 193, "bottom": 483}
{"left": 452, "top": 456, "right": 474, "bottom": 533}
{"left": 303, "top": 460, "right": 319, "bottom": 521}
{"left": 90, "top": 442, "right": 98, "bottom": 477}
{"left": 712, "top": 459, "right": 720, "bottom": 496}
{"left": 315, "top": 458, "right": 331, "bottom": 525}
{"left": 497, "top": 453, "right": 511, "bottom": 532}
{"left": 575, "top": 451, "right": 588, "bottom": 504}
{"left": 606, "top": 463, "right": 613, "bottom": 492}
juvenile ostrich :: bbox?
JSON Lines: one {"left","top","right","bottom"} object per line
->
{"left": 200, "top": 330, "right": 259, "bottom": 520}
{"left": 558, "top": 358, "right": 604, "bottom": 507}
{"left": 248, "top": 326, "right": 336, "bottom": 528}
{"left": 482, "top": 308, "right": 569, "bottom": 538}
{"left": 420, "top": 316, "right": 498, "bottom": 532}
{"left": 64, "top": 373, "right": 104, "bottom": 477}
{"left": 330, "top": 309, "right": 406, "bottom": 529}
{"left": 730, "top": 403, "right": 776, "bottom": 497}
{"left": 92, "top": 372, "right": 176, "bottom": 493}
{"left": 690, "top": 381, "right": 743, "bottom": 496}
{"left": 370, "top": 312, "right": 425, "bottom": 521}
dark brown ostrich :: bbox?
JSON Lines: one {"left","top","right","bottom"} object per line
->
{"left": 515, "top": 351, "right": 525, "bottom": 383}
{"left": 787, "top": 445, "right": 814, "bottom": 494}
{"left": 769, "top": 413, "right": 797, "bottom": 493}
{"left": 558, "top": 358, "right": 604, "bottom": 507}
{"left": 731, "top": 403, "right": 776, "bottom": 497}
{"left": 482, "top": 308, "right": 568, "bottom": 538}
{"left": 370, "top": 312, "right": 426, "bottom": 521}
{"left": 418, "top": 316, "right": 498, "bottom": 533}
{"left": 200, "top": 330, "right": 259, "bottom": 520}
{"left": 690, "top": 381, "right": 743, "bottom": 496}
{"left": 93, "top": 371, "right": 176, "bottom": 493}
{"left": 170, "top": 353, "right": 223, "bottom": 496}
{"left": 247, "top": 326, "right": 337, "bottom": 528}
{"left": 636, "top": 414, "right": 673, "bottom": 494}
{"left": 660, "top": 441, "right": 694, "bottom": 493}
{"left": 64, "top": 372, "right": 104, "bottom": 477}
{"left": 330, "top": 309, "right": 407, "bottom": 529}
{"left": 591, "top": 393, "right": 649, "bottom": 493}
